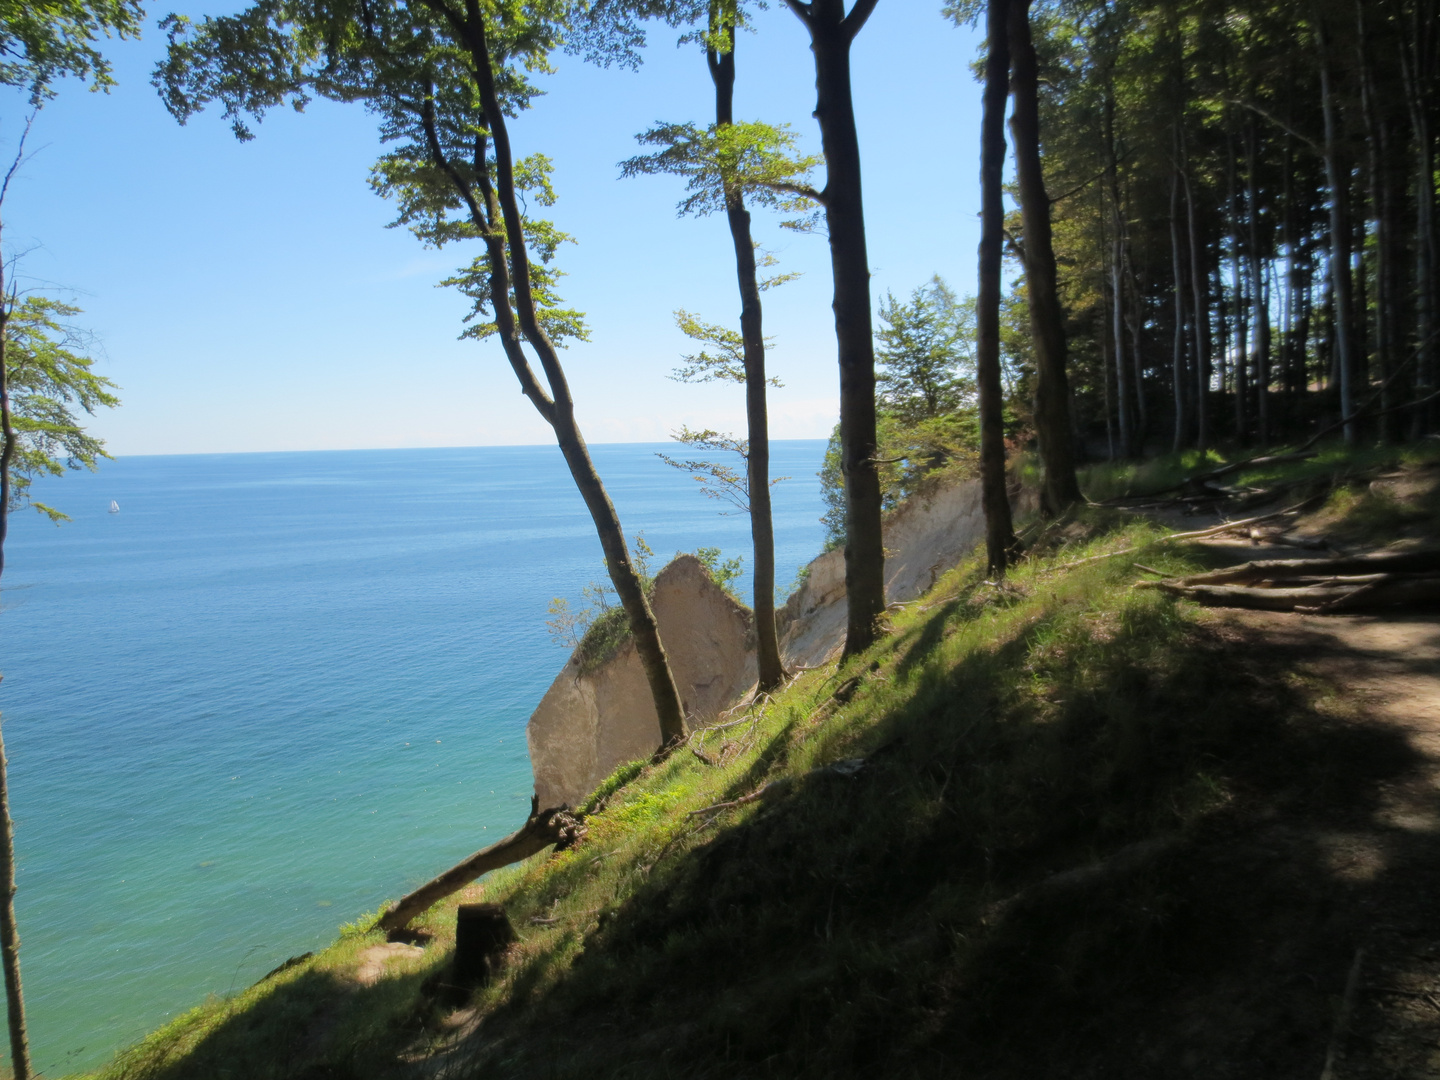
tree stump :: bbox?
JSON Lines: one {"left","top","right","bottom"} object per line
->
{"left": 453, "top": 903, "right": 515, "bottom": 985}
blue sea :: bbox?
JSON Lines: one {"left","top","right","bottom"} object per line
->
{"left": 0, "top": 441, "right": 828, "bottom": 1075}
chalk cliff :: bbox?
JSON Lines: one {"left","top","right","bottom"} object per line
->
{"left": 527, "top": 476, "right": 1016, "bottom": 808}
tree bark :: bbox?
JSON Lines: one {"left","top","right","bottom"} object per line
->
{"left": 377, "top": 798, "right": 583, "bottom": 933}
{"left": 1103, "top": 89, "right": 1132, "bottom": 456}
{"left": 977, "top": 0, "right": 1017, "bottom": 575}
{"left": 707, "top": 22, "right": 785, "bottom": 691}
{"left": 1170, "top": 157, "right": 1189, "bottom": 452}
{"left": 1357, "top": 8, "right": 1395, "bottom": 441}
{"left": 0, "top": 201, "right": 33, "bottom": 1080}
{"left": 1315, "top": 14, "right": 1358, "bottom": 444}
{"left": 438, "top": 0, "right": 688, "bottom": 745}
{"left": 786, "top": 0, "right": 885, "bottom": 656}
{"left": 1181, "top": 133, "right": 1210, "bottom": 449}
{"left": 1401, "top": 1, "right": 1438, "bottom": 437}
{"left": 1009, "top": 0, "right": 1083, "bottom": 514}
{"left": 1246, "top": 118, "right": 1271, "bottom": 447}
{"left": 1226, "top": 117, "right": 1250, "bottom": 444}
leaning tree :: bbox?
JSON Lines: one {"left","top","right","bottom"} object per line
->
{"left": 158, "top": 0, "right": 690, "bottom": 748}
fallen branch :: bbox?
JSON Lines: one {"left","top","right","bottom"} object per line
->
{"left": 1136, "top": 550, "right": 1440, "bottom": 613}
{"left": 685, "top": 779, "right": 791, "bottom": 818}
{"left": 1048, "top": 497, "right": 1325, "bottom": 572}
{"left": 1156, "top": 549, "right": 1440, "bottom": 588}
{"left": 376, "top": 797, "right": 585, "bottom": 934}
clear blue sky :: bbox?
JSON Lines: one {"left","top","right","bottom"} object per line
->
{"left": 1, "top": 3, "right": 985, "bottom": 456}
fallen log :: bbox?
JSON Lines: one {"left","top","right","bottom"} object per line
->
{"left": 1139, "top": 570, "right": 1440, "bottom": 613}
{"left": 1159, "top": 548, "right": 1440, "bottom": 588}
{"left": 376, "top": 797, "right": 585, "bottom": 935}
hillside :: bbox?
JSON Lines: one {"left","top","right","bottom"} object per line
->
{"left": 92, "top": 442, "right": 1440, "bottom": 1080}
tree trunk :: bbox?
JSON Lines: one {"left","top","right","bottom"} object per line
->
{"left": 1009, "top": 0, "right": 1083, "bottom": 514}
{"left": 1227, "top": 118, "right": 1250, "bottom": 444}
{"left": 1170, "top": 158, "right": 1189, "bottom": 452}
{"left": 1246, "top": 119, "right": 1271, "bottom": 447}
{"left": 1401, "top": 2, "right": 1438, "bottom": 437}
{"left": 977, "top": 0, "right": 1017, "bottom": 575}
{"left": 786, "top": 0, "right": 885, "bottom": 656}
{"left": 708, "top": 23, "right": 784, "bottom": 691}
{"left": 1103, "top": 90, "right": 1132, "bottom": 456}
{"left": 1315, "top": 14, "right": 1358, "bottom": 444}
{"left": 456, "top": 2, "right": 688, "bottom": 745}
{"left": 0, "top": 208, "right": 33, "bottom": 1080}
{"left": 1356, "top": 12, "right": 1395, "bottom": 442}
{"left": 1181, "top": 148, "right": 1210, "bottom": 450}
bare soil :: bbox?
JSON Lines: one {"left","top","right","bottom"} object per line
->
{"left": 1207, "top": 609, "right": 1440, "bottom": 1079}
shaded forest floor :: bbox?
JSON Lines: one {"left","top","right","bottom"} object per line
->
{"left": 88, "top": 442, "right": 1440, "bottom": 1080}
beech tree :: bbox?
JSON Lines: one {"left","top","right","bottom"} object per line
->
{"left": 784, "top": 0, "right": 886, "bottom": 657}
{"left": 620, "top": 1, "right": 818, "bottom": 692}
{"left": 157, "top": 0, "right": 691, "bottom": 747}
{"left": 1008, "top": 0, "right": 1082, "bottom": 514}
{"left": 974, "top": 0, "right": 1017, "bottom": 571}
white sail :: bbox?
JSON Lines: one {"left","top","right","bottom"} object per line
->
{"left": 108, "top": 500, "right": 119, "bottom": 513}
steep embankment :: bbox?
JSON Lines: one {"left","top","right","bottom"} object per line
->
{"left": 531, "top": 477, "right": 1032, "bottom": 809}
{"left": 91, "top": 444, "right": 1440, "bottom": 1080}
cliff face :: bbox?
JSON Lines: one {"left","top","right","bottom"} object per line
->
{"left": 527, "top": 555, "right": 756, "bottom": 809}
{"left": 527, "top": 476, "right": 1017, "bottom": 808}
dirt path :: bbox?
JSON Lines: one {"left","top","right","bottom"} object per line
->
{"left": 1214, "top": 608, "right": 1440, "bottom": 1078}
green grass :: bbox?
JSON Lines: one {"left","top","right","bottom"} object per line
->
{"left": 1077, "top": 437, "right": 1440, "bottom": 503}
{"left": 87, "top": 445, "right": 1438, "bottom": 1079}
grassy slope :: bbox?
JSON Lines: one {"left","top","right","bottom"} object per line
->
{"left": 91, "top": 441, "right": 1440, "bottom": 1080}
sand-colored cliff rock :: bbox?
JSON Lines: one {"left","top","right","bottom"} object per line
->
{"left": 528, "top": 476, "right": 1029, "bottom": 807}
{"left": 527, "top": 554, "right": 756, "bottom": 809}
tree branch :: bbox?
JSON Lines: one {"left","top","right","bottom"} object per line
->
{"left": 755, "top": 179, "right": 828, "bottom": 205}
{"left": 1226, "top": 96, "right": 1321, "bottom": 154}
{"left": 841, "top": 0, "right": 881, "bottom": 39}
{"left": 783, "top": 0, "right": 814, "bottom": 29}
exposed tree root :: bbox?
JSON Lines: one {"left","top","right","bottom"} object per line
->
{"left": 376, "top": 798, "right": 585, "bottom": 935}
{"left": 1138, "top": 549, "right": 1440, "bottom": 613}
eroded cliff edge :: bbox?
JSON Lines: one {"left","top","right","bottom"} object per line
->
{"left": 528, "top": 476, "right": 1021, "bottom": 808}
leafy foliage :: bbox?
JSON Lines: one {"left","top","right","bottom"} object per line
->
{"left": 3, "top": 297, "right": 119, "bottom": 521}
{"left": 0, "top": 0, "right": 141, "bottom": 101}
{"left": 156, "top": 0, "right": 588, "bottom": 352}
{"left": 621, "top": 119, "right": 822, "bottom": 230}
{"left": 875, "top": 275, "right": 975, "bottom": 422}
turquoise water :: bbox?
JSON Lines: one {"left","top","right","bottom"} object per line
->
{"left": 0, "top": 442, "right": 827, "bottom": 1075}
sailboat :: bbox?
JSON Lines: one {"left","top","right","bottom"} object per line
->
{"left": 108, "top": 500, "right": 119, "bottom": 514}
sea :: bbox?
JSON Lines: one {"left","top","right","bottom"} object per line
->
{"left": 0, "top": 441, "right": 828, "bottom": 1075}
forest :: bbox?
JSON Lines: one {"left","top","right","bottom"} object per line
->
{"left": 0, "top": 0, "right": 1439, "bottom": 1075}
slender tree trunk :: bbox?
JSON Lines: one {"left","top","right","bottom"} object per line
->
{"left": 0, "top": 201, "right": 33, "bottom": 1080}
{"left": 1356, "top": 9, "right": 1395, "bottom": 441}
{"left": 786, "top": 0, "right": 885, "bottom": 656}
{"left": 1009, "top": 0, "right": 1083, "bottom": 513}
{"left": 1098, "top": 184, "right": 1116, "bottom": 460}
{"left": 977, "top": 0, "right": 1017, "bottom": 575}
{"left": 1401, "top": 1, "right": 1438, "bottom": 436}
{"left": 1124, "top": 224, "right": 1148, "bottom": 443}
{"left": 448, "top": 3, "right": 687, "bottom": 745}
{"left": 1170, "top": 159, "right": 1189, "bottom": 451}
{"left": 707, "top": 24, "right": 784, "bottom": 690}
{"left": 1227, "top": 118, "right": 1250, "bottom": 444}
{"left": 1315, "top": 14, "right": 1358, "bottom": 443}
{"left": 1246, "top": 119, "right": 1271, "bottom": 446}
{"left": 1181, "top": 130, "right": 1210, "bottom": 449}
{"left": 1281, "top": 124, "right": 1297, "bottom": 427}
{"left": 1103, "top": 90, "right": 1132, "bottom": 456}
